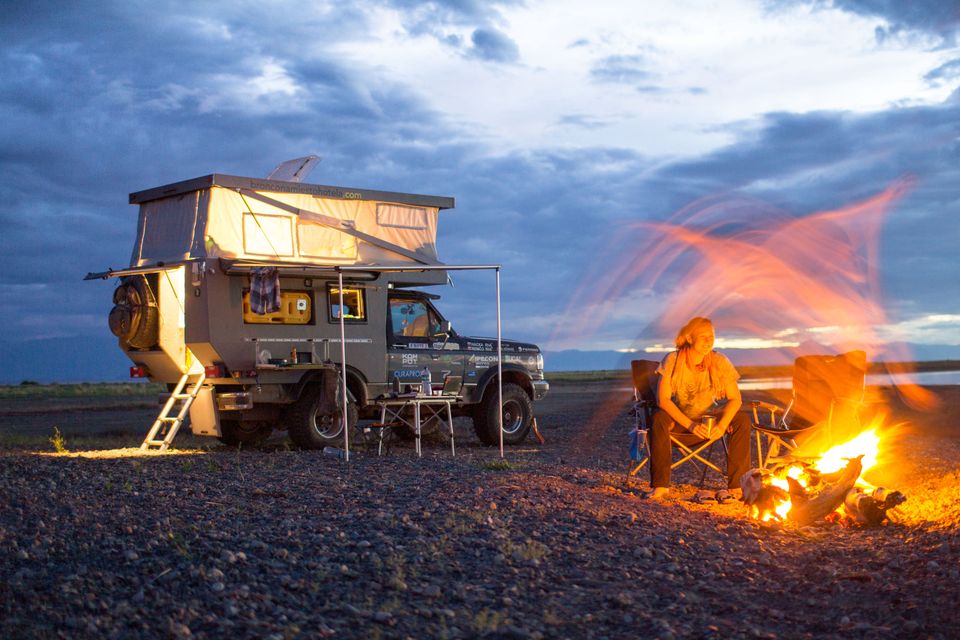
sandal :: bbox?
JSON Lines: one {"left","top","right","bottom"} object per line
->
{"left": 693, "top": 489, "right": 716, "bottom": 504}
{"left": 716, "top": 489, "right": 737, "bottom": 504}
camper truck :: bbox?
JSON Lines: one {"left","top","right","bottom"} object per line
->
{"left": 88, "top": 166, "right": 548, "bottom": 449}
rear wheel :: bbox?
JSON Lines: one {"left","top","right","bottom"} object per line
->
{"left": 218, "top": 420, "right": 272, "bottom": 447}
{"left": 288, "top": 385, "right": 358, "bottom": 450}
{"left": 472, "top": 382, "right": 533, "bottom": 446}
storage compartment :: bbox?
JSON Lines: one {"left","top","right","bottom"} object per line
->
{"left": 242, "top": 290, "right": 312, "bottom": 324}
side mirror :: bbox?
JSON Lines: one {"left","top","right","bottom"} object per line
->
{"left": 434, "top": 320, "right": 452, "bottom": 337}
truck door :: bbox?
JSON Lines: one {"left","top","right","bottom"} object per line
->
{"left": 387, "top": 296, "right": 464, "bottom": 392}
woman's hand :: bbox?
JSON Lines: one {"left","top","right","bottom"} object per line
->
{"left": 690, "top": 422, "right": 710, "bottom": 439}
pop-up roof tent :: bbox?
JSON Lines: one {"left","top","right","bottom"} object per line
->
{"left": 127, "top": 173, "right": 454, "bottom": 269}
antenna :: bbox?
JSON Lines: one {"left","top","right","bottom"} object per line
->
{"left": 266, "top": 155, "right": 321, "bottom": 183}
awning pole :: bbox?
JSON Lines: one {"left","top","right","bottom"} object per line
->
{"left": 496, "top": 267, "right": 503, "bottom": 458}
{"left": 338, "top": 269, "right": 349, "bottom": 462}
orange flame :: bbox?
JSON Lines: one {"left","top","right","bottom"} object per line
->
{"left": 758, "top": 423, "right": 885, "bottom": 522}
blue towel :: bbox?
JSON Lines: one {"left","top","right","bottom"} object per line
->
{"left": 249, "top": 267, "right": 281, "bottom": 315}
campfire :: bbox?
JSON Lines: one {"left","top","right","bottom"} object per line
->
{"left": 742, "top": 421, "right": 907, "bottom": 527}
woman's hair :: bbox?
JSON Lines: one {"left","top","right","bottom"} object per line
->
{"left": 671, "top": 316, "right": 726, "bottom": 398}
{"left": 674, "top": 316, "right": 714, "bottom": 350}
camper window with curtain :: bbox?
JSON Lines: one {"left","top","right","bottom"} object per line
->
{"left": 328, "top": 286, "right": 366, "bottom": 322}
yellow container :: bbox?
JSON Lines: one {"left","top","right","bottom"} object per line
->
{"left": 243, "top": 291, "right": 312, "bottom": 324}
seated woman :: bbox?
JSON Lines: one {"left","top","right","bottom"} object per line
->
{"left": 646, "top": 316, "right": 751, "bottom": 501}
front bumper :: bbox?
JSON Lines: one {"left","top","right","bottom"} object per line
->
{"left": 532, "top": 379, "right": 549, "bottom": 401}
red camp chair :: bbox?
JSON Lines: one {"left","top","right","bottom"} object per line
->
{"left": 627, "top": 359, "right": 727, "bottom": 485}
{"left": 751, "top": 350, "right": 867, "bottom": 468}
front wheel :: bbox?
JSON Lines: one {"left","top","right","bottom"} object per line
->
{"left": 472, "top": 382, "right": 533, "bottom": 446}
{"left": 287, "top": 385, "right": 358, "bottom": 450}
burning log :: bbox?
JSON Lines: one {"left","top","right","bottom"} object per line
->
{"left": 787, "top": 456, "right": 862, "bottom": 527}
{"left": 842, "top": 487, "right": 907, "bottom": 526}
{"left": 740, "top": 469, "right": 790, "bottom": 521}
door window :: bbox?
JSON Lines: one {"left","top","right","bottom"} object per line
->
{"left": 389, "top": 299, "right": 438, "bottom": 338}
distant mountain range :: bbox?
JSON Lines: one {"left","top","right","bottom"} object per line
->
{"left": 542, "top": 344, "right": 960, "bottom": 372}
{"left": 1, "top": 336, "right": 958, "bottom": 383}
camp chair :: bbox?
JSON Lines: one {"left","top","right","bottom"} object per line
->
{"left": 627, "top": 360, "right": 728, "bottom": 485}
{"left": 751, "top": 350, "right": 867, "bottom": 468}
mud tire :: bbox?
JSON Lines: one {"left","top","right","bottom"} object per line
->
{"left": 472, "top": 382, "right": 533, "bottom": 446}
{"left": 287, "top": 387, "right": 358, "bottom": 450}
{"left": 218, "top": 420, "right": 273, "bottom": 448}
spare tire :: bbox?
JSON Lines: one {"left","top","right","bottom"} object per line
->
{"left": 109, "top": 275, "right": 159, "bottom": 349}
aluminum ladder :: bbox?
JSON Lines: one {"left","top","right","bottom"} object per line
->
{"left": 140, "top": 370, "right": 206, "bottom": 451}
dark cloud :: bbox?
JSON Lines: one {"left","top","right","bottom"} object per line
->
{"left": 774, "top": 1, "right": 960, "bottom": 46}
{"left": 556, "top": 114, "right": 609, "bottom": 129}
{"left": 385, "top": 0, "right": 523, "bottom": 26}
{"left": 924, "top": 57, "right": 960, "bottom": 85}
{"left": 385, "top": 0, "right": 523, "bottom": 63}
{"left": 467, "top": 27, "right": 520, "bottom": 62}
{"left": 590, "top": 54, "right": 653, "bottom": 84}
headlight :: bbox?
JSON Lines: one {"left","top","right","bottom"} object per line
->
{"left": 536, "top": 353, "right": 544, "bottom": 371}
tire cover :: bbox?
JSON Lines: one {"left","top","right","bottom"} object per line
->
{"left": 109, "top": 276, "right": 159, "bottom": 349}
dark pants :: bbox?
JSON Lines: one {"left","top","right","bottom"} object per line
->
{"left": 648, "top": 409, "right": 751, "bottom": 489}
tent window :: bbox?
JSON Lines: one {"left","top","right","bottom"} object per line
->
{"left": 328, "top": 286, "right": 367, "bottom": 323}
{"left": 376, "top": 203, "right": 427, "bottom": 230}
{"left": 297, "top": 222, "right": 358, "bottom": 260}
{"left": 139, "top": 193, "right": 198, "bottom": 260}
{"left": 242, "top": 213, "right": 294, "bottom": 256}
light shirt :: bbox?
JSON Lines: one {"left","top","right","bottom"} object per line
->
{"left": 657, "top": 351, "right": 739, "bottom": 420}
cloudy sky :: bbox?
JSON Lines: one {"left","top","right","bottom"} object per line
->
{"left": 2, "top": 0, "right": 959, "bottom": 379}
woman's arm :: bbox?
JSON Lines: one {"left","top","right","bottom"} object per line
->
{"left": 657, "top": 372, "right": 694, "bottom": 430}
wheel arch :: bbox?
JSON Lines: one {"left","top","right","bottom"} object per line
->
{"left": 290, "top": 365, "right": 368, "bottom": 406}
{"left": 474, "top": 364, "right": 533, "bottom": 404}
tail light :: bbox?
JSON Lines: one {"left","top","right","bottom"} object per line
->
{"left": 204, "top": 364, "right": 227, "bottom": 378}
{"left": 129, "top": 366, "right": 149, "bottom": 378}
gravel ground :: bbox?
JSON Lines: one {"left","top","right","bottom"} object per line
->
{"left": 1, "top": 382, "right": 959, "bottom": 639}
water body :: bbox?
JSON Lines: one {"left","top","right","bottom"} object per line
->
{"left": 738, "top": 369, "right": 960, "bottom": 391}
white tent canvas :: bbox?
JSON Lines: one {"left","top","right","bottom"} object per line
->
{"left": 129, "top": 176, "right": 448, "bottom": 268}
